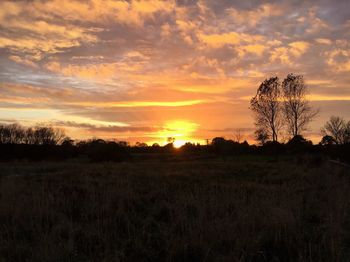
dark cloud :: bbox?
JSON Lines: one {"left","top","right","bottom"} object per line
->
{"left": 52, "top": 120, "right": 158, "bottom": 133}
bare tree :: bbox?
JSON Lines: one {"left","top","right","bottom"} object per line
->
{"left": 344, "top": 121, "right": 350, "bottom": 144}
{"left": 32, "top": 126, "right": 66, "bottom": 145}
{"left": 0, "top": 123, "right": 67, "bottom": 145}
{"left": 0, "top": 124, "right": 8, "bottom": 144}
{"left": 233, "top": 128, "right": 243, "bottom": 143}
{"left": 250, "top": 77, "right": 283, "bottom": 142}
{"left": 0, "top": 123, "right": 25, "bottom": 144}
{"left": 24, "top": 127, "right": 35, "bottom": 144}
{"left": 321, "top": 116, "right": 346, "bottom": 144}
{"left": 282, "top": 74, "right": 318, "bottom": 137}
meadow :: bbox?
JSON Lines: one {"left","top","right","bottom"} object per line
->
{"left": 1, "top": 155, "right": 350, "bottom": 261}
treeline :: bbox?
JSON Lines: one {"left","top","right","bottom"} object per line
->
{"left": 1, "top": 121, "right": 350, "bottom": 163}
{"left": 0, "top": 123, "right": 127, "bottom": 161}
{"left": 0, "top": 124, "right": 67, "bottom": 145}
{"left": 208, "top": 134, "right": 350, "bottom": 164}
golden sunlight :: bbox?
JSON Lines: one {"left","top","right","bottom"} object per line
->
{"left": 173, "top": 139, "right": 187, "bottom": 148}
{"left": 156, "top": 120, "right": 199, "bottom": 146}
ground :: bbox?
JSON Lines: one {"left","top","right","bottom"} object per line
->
{"left": 0, "top": 155, "right": 350, "bottom": 261}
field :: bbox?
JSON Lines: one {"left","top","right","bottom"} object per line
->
{"left": 1, "top": 155, "right": 350, "bottom": 261}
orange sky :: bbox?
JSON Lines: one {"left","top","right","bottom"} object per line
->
{"left": 0, "top": 0, "right": 350, "bottom": 145}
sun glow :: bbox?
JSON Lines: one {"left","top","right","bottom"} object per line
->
{"left": 155, "top": 120, "right": 200, "bottom": 147}
{"left": 173, "top": 139, "right": 187, "bottom": 148}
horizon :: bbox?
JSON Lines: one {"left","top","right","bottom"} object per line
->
{"left": 1, "top": 0, "right": 350, "bottom": 145}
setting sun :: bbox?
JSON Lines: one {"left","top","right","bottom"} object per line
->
{"left": 154, "top": 120, "right": 199, "bottom": 146}
{"left": 173, "top": 139, "right": 187, "bottom": 148}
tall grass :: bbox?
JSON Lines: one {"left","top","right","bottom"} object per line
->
{"left": 0, "top": 156, "right": 349, "bottom": 261}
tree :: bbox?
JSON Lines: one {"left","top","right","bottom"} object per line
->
{"left": 0, "top": 123, "right": 25, "bottom": 144}
{"left": 0, "top": 123, "right": 27, "bottom": 144}
{"left": 319, "top": 135, "right": 337, "bottom": 146}
{"left": 250, "top": 77, "right": 283, "bottom": 142}
{"left": 61, "top": 137, "right": 74, "bottom": 146}
{"left": 254, "top": 128, "right": 269, "bottom": 145}
{"left": 32, "top": 126, "right": 66, "bottom": 145}
{"left": 321, "top": 116, "right": 346, "bottom": 144}
{"left": 135, "top": 142, "right": 148, "bottom": 147}
{"left": 24, "top": 127, "right": 35, "bottom": 144}
{"left": 343, "top": 121, "right": 350, "bottom": 144}
{"left": 233, "top": 128, "right": 243, "bottom": 143}
{"left": 0, "top": 123, "right": 66, "bottom": 145}
{"left": 287, "top": 135, "right": 312, "bottom": 146}
{"left": 167, "top": 137, "right": 175, "bottom": 144}
{"left": 282, "top": 74, "right": 318, "bottom": 137}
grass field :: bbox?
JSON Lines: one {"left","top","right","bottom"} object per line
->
{"left": 1, "top": 155, "right": 350, "bottom": 261}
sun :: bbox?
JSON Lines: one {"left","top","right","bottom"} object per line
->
{"left": 173, "top": 139, "right": 187, "bottom": 148}
{"left": 155, "top": 120, "right": 200, "bottom": 148}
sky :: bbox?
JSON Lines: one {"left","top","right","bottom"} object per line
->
{"left": 0, "top": 0, "right": 350, "bottom": 145}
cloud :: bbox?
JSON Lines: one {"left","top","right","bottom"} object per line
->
{"left": 288, "top": 41, "right": 310, "bottom": 57}
{"left": 45, "top": 62, "right": 118, "bottom": 79}
{"left": 327, "top": 49, "right": 350, "bottom": 72}
{"left": 307, "top": 95, "right": 350, "bottom": 101}
{"left": 315, "top": 38, "right": 332, "bottom": 45}
{"left": 52, "top": 120, "right": 158, "bottom": 133}
{"left": 198, "top": 31, "right": 264, "bottom": 49}
{"left": 198, "top": 32, "right": 241, "bottom": 48}
{"left": 227, "top": 3, "right": 284, "bottom": 27}
{"left": 0, "top": 82, "right": 209, "bottom": 110}
{"left": 304, "top": 8, "right": 330, "bottom": 34}
{"left": 17, "top": 0, "right": 174, "bottom": 26}
{"left": 8, "top": 55, "right": 38, "bottom": 68}
{"left": 69, "top": 100, "right": 206, "bottom": 108}
{"left": 1, "top": 0, "right": 350, "bottom": 142}
{"left": 0, "top": 0, "right": 174, "bottom": 60}
{"left": 270, "top": 41, "right": 311, "bottom": 65}
{"left": 240, "top": 45, "right": 266, "bottom": 56}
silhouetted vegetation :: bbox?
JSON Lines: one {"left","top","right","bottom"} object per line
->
{"left": 1, "top": 120, "right": 350, "bottom": 165}
{"left": 0, "top": 123, "right": 66, "bottom": 145}
{"left": 321, "top": 116, "right": 350, "bottom": 145}
{"left": 250, "top": 74, "right": 318, "bottom": 144}
{"left": 282, "top": 74, "right": 318, "bottom": 136}
{"left": 250, "top": 77, "right": 282, "bottom": 142}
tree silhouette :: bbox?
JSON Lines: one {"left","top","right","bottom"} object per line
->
{"left": 167, "top": 137, "right": 175, "bottom": 144}
{"left": 321, "top": 116, "right": 350, "bottom": 144}
{"left": 282, "top": 74, "right": 318, "bottom": 137}
{"left": 32, "top": 126, "right": 66, "bottom": 145}
{"left": 344, "top": 122, "right": 350, "bottom": 144}
{"left": 250, "top": 77, "right": 282, "bottom": 142}
{"left": 233, "top": 128, "right": 243, "bottom": 143}
{"left": 320, "top": 135, "right": 337, "bottom": 146}
{"left": 136, "top": 142, "right": 148, "bottom": 147}
{"left": 322, "top": 116, "right": 345, "bottom": 144}
{"left": 254, "top": 128, "right": 269, "bottom": 145}
{"left": 0, "top": 123, "right": 66, "bottom": 145}
{"left": 0, "top": 123, "right": 25, "bottom": 144}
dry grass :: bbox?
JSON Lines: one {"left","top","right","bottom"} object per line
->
{"left": 0, "top": 156, "right": 350, "bottom": 261}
